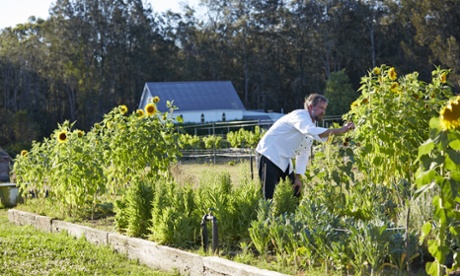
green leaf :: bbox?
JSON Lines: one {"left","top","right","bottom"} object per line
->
{"left": 452, "top": 171, "right": 460, "bottom": 182}
{"left": 416, "top": 168, "right": 438, "bottom": 188}
{"left": 446, "top": 148, "right": 460, "bottom": 166}
{"left": 418, "top": 139, "right": 435, "bottom": 158}
{"left": 449, "top": 139, "right": 460, "bottom": 151}
{"left": 314, "top": 152, "right": 325, "bottom": 159}
{"left": 449, "top": 226, "right": 460, "bottom": 237}
{"left": 428, "top": 238, "right": 449, "bottom": 265}
{"left": 439, "top": 178, "right": 458, "bottom": 202}
{"left": 417, "top": 155, "right": 431, "bottom": 171}
{"left": 445, "top": 154, "right": 460, "bottom": 173}
{"left": 433, "top": 200, "right": 449, "bottom": 225}
{"left": 439, "top": 131, "right": 451, "bottom": 150}
{"left": 415, "top": 181, "right": 436, "bottom": 196}
{"left": 332, "top": 171, "right": 341, "bottom": 184}
{"left": 429, "top": 117, "right": 441, "bottom": 131}
{"left": 372, "top": 156, "right": 382, "bottom": 166}
{"left": 420, "top": 222, "right": 432, "bottom": 244}
{"left": 426, "top": 261, "right": 439, "bottom": 276}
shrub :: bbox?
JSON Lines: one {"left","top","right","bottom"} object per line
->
{"left": 149, "top": 179, "right": 200, "bottom": 247}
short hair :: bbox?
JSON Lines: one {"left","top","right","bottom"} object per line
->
{"left": 305, "top": 93, "right": 328, "bottom": 108}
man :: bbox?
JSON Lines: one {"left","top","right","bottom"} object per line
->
{"left": 256, "top": 93, "right": 355, "bottom": 199}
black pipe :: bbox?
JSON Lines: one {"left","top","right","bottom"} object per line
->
{"left": 200, "top": 211, "right": 218, "bottom": 254}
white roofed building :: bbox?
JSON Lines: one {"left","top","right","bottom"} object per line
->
{"left": 138, "top": 81, "right": 247, "bottom": 124}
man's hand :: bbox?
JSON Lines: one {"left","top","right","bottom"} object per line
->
{"left": 293, "top": 174, "right": 302, "bottom": 196}
{"left": 341, "top": 122, "right": 355, "bottom": 133}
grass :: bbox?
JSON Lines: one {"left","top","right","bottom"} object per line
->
{"left": 0, "top": 209, "right": 179, "bottom": 276}
{"left": 171, "top": 158, "right": 258, "bottom": 187}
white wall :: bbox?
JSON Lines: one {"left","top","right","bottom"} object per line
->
{"left": 174, "top": 110, "right": 244, "bottom": 123}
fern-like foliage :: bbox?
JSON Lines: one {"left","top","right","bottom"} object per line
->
{"left": 271, "top": 179, "right": 298, "bottom": 218}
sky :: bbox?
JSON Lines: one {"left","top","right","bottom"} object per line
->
{"left": 0, "top": 0, "right": 200, "bottom": 29}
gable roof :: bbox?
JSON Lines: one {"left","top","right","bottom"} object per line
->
{"left": 139, "top": 81, "right": 246, "bottom": 112}
{"left": 0, "top": 147, "right": 11, "bottom": 161}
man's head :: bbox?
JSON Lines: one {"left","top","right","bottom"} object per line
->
{"left": 304, "top": 93, "right": 328, "bottom": 122}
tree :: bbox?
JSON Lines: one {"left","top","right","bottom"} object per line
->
{"left": 404, "top": 0, "right": 460, "bottom": 84}
{"left": 324, "top": 69, "right": 357, "bottom": 116}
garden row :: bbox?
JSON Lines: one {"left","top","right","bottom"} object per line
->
{"left": 12, "top": 65, "right": 460, "bottom": 275}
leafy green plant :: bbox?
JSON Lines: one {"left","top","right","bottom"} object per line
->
{"left": 178, "top": 133, "right": 201, "bottom": 150}
{"left": 416, "top": 95, "right": 460, "bottom": 276}
{"left": 328, "top": 240, "right": 353, "bottom": 274}
{"left": 271, "top": 178, "right": 298, "bottom": 218}
{"left": 122, "top": 177, "right": 155, "bottom": 238}
{"left": 348, "top": 221, "right": 391, "bottom": 275}
{"left": 268, "top": 215, "right": 296, "bottom": 266}
{"left": 194, "top": 170, "right": 260, "bottom": 250}
{"left": 149, "top": 178, "right": 199, "bottom": 247}
{"left": 345, "top": 66, "right": 452, "bottom": 187}
{"left": 101, "top": 101, "right": 181, "bottom": 193}
{"left": 226, "top": 127, "right": 265, "bottom": 149}
{"left": 385, "top": 231, "right": 421, "bottom": 275}
{"left": 14, "top": 139, "right": 52, "bottom": 198}
{"left": 195, "top": 171, "right": 236, "bottom": 248}
{"left": 114, "top": 198, "right": 128, "bottom": 232}
{"left": 13, "top": 98, "right": 181, "bottom": 219}
{"left": 202, "top": 135, "right": 222, "bottom": 149}
{"left": 14, "top": 121, "right": 106, "bottom": 218}
{"left": 248, "top": 201, "right": 272, "bottom": 256}
{"left": 226, "top": 129, "right": 243, "bottom": 148}
{"left": 227, "top": 177, "right": 261, "bottom": 242}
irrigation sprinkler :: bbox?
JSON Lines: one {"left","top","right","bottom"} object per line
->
{"left": 200, "top": 209, "right": 218, "bottom": 254}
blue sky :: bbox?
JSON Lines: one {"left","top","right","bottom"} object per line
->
{"left": 0, "top": 0, "right": 200, "bottom": 29}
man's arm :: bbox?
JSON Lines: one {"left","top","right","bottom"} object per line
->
{"left": 318, "top": 122, "right": 355, "bottom": 138}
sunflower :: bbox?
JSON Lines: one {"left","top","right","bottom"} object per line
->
{"left": 77, "top": 130, "right": 85, "bottom": 138}
{"left": 440, "top": 73, "right": 447, "bottom": 84}
{"left": 145, "top": 103, "right": 157, "bottom": 116}
{"left": 120, "top": 105, "right": 128, "bottom": 115}
{"left": 388, "top": 67, "right": 397, "bottom": 81}
{"left": 373, "top": 67, "right": 381, "bottom": 75}
{"left": 136, "top": 109, "right": 145, "bottom": 117}
{"left": 57, "top": 131, "right": 68, "bottom": 143}
{"left": 152, "top": 96, "right": 160, "bottom": 103}
{"left": 440, "top": 96, "right": 460, "bottom": 131}
{"left": 20, "top": 150, "right": 28, "bottom": 156}
{"left": 390, "top": 82, "right": 400, "bottom": 93}
{"left": 351, "top": 100, "right": 359, "bottom": 110}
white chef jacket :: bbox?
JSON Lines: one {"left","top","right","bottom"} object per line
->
{"left": 256, "top": 109, "right": 328, "bottom": 175}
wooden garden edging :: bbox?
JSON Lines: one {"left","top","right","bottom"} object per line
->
{"left": 8, "top": 209, "right": 288, "bottom": 276}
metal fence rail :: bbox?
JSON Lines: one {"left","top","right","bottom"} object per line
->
{"left": 181, "top": 148, "right": 256, "bottom": 159}
{"left": 179, "top": 115, "right": 344, "bottom": 136}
